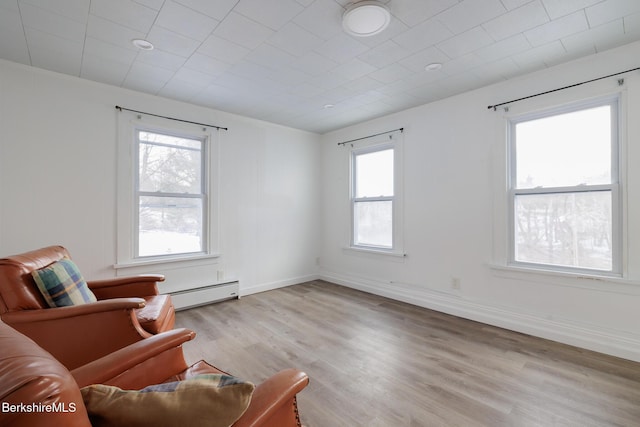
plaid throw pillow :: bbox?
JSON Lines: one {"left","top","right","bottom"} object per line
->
{"left": 32, "top": 258, "right": 97, "bottom": 307}
{"left": 81, "top": 374, "right": 255, "bottom": 427}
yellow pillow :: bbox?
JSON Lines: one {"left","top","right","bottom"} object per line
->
{"left": 81, "top": 374, "right": 255, "bottom": 427}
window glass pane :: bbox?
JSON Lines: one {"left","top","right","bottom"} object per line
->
{"left": 354, "top": 200, "right": 392, "bottom": 248}
{"left": 138, "top": 196, "right": 203, "bottom": 257}
{"left": 514, "top": 191, "right": 612, "bottom": 270}
{"left": 515, "top": 105, "right": 611, "bottom": 189}
{"left": 355, "top": 148, "right": 394, "bottom": 197}
{"left": 138, "top": 132, "right": 202, "bottom": 194}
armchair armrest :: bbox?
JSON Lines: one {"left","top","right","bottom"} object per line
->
{"left": 1, "top": 298, "right": 145, "bottom": 323}
{"left": 87, "top": 275, "right": 165, "bottom": 299}
{"left": 234, "top": 369, "right": 309, "bottom": 427}
{"left": 1, "top": 299, "right": 151, "bottom": 370}
{"left": 72, "top": 328, "right": 196, "bottom": 388}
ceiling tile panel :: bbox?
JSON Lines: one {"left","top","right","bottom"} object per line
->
{"left": 26, "top": 28, "right": 83, "bottom": 75}
{"left": 158, "top": 78, "right": 206, "bottom": 103}
{"left": 288, "top": 51, "right": 339, "bottom": 76}
{"left": 435, "top": 0, "right": 506, "bottom": 34}
{"left": 155, "top": 0, "right": 220, "bottom": 41}
{"left": 357, "top": 40, "right": 412, "bottom": 69}
{"left": 392, "top": 0, "right": 459, "bottom": 27}
{"left": 392, "top": 18, "right": 453, "bottom": 53}
{"left": 500, "top": 0, "right": 534, "bottom": 10}
{"left": 483, "top": 1, "right": 550, "bottom": 41}
{"left": 474, "top": 34, "right": 532, "bottom": 62}
{"left": 541, "top": 0, "right": 603, "bottom": 20}
{"left": 437, "top": 26, "right": 495, "bottom": 58}
{"left": 173, "top": 0, "right": 238, "bottom": 21}
{"left": 20, "top": 3, "right": 86, "bottom": 42}
{"left": 292, "top": 0, "right": 344, "bottom": 40}
{"left": 234, "top": 0, "right": 304, "bottom": 31}
{"left": 524, "top": 11, "right": 590, "bottom": 47}
{"left": 0, "top": 7, "right": 29, "bottom": 64}
{"left": 123, "top": 61, "right": 174, "bottom": 93}
{"left": 313, "top": 33, "right": 369, "bottom": 63}
{"left": 585, "top": 0, "right": 640, "bottom": 28}
{"left": 441, "top": 53, "right": 486, "bottom": 76}
{"left": 146, "top": 25, "right": 201, "bottom": 57}
{"left": 20, "top": 0, "right": 89, "bottom": 22}
{"left": 86, "top": 15, "right": 146, "bottom": 51}
{"left": 2, "top": 0, "right": 640, "bottom": 133}
{"left": 198, "top": 35, "right": 250, "bottom": 64}
{"left": 511, "top": 40, "right": 569, "bottom": 71}
{"left": 213, "top": 11, "right": 274, "bottom": 50}
{"left": 83, "top": 37, "right": 137, "bottom": 64}
{"left": 170, "top": 66, "right": 217, "bottom": 87}
{"left": 399, "top": 46, "right": 450, "bottom": 73}
{"left": 90, "top": 0, "right": 157, "bottom": 33}
{"left": 132, "top": 0, "right": 164, "bottom": 11}
{"left": 183, "top": 52, "right": 232, "bottom": 76}
{"left": 136, "top": 48, "right": 188, "bottom": 71}
{"left": 562, "top": 19, "right": 627, "bottom": 53}
{"left": 245, "top": 43, "right": 298, "bottom": 70}
{"left": 268, "top": 23, "right": 325, "bottom": 57}
{"left": 80, "top": 54, "right": 130, "bottom": 85}
{"left": 368, "top": 63, "right": 414, "bottom": 84}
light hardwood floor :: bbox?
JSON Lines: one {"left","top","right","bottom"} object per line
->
{"left": 175, "top": 280, "right": 640, "bottom": 427}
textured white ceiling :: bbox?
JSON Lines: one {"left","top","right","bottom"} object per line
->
{"left": 1, "top": 0, "right": 639, "bottom": 133}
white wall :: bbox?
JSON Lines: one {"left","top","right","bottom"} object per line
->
{"left": 319, "top": 40, "right": 640, "bottom": 362}
{"left": 0, "top": 59, "right": 321, "bottom": 295}
{"left": 3, "top": 39, "right": 640, "bottom": 362}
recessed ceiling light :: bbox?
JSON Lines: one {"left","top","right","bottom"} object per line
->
{"left": 323, "top": 104, "right": 335, "bottom": 109}
{"left": 343, "top": 1, "right": 391, "bottom": 37}
{"left": 425, "top": 62, "right": 443, "bottom": 71}
{"left": 132, "top": 39, "right": 154, "bottom": 51}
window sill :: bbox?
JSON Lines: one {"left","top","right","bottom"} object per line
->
{"left": 343, "top": 246, "right": 406, "bottom": 258}
{"left": 489, "top": 263, "right": 640, "bottom": 293}
{"left": 114, "top": 253, "right": 221, "bottom": 270}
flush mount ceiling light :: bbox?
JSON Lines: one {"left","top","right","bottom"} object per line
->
{"left": 342, "top": 1, "right": 391, "bottom": 37}
{"left": 131, "top": 39, "right": 154, "bottom": 51}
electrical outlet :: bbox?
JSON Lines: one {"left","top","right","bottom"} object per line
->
{"left": 451, "top": 277, "right": 461, "bottom": 290}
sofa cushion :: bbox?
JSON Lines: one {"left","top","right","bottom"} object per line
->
{"left": 81, "top": 374, "right": 255, "bottom": 427}
{"left": 31, "top": 259, "right": 97, "bottom": 308}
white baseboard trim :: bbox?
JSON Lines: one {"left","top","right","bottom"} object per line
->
{"left": 240, "top": 274, "right": 321, "bottom": 297}
{"left": 320, "top": 271, "right": 640, "bottom": 363}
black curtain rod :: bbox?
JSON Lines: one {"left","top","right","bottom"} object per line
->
{"left": 115, "top": 106, "right": 228, "bottom": 131}
{"left": 338, "top": 127, "right": 404, "bottom": 146}
{"left": 487, "top": 66, "right": 640, "bottom": 111}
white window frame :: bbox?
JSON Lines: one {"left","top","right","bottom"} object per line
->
{"left": 348, "top": 131, "right": 404, "bottom": 256}
{"left": 507, "top": 96, "right": 621, "bottom": 276}
{"left": 116, "top": 113, "right": 220, "bottom": 267}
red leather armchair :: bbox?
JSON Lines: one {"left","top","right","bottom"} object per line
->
{"left": 0, "top": 246, "right": 175, "bottom": 369}
{"left": 0, "top": 320, "right": 309, "bottom": 427}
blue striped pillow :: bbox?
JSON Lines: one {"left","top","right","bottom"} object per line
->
{"left": 32, "top": 259, "right": 97, "bottom": 307}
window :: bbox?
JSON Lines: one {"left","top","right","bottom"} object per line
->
{"left": 116, "top": 112, "right": 220, "bottom": 266}
{"left": 135, "top": 129, "right": 207, "bottom": 258}
{"left": 349, "top": 132, "right": 403, "bottom": 254}
{"left": 508, "top": 97, "right": 620, "bottom": 274}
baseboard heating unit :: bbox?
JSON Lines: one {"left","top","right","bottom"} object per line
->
{"left": 170, "top": 281, "right": 239, "bottom": 311}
